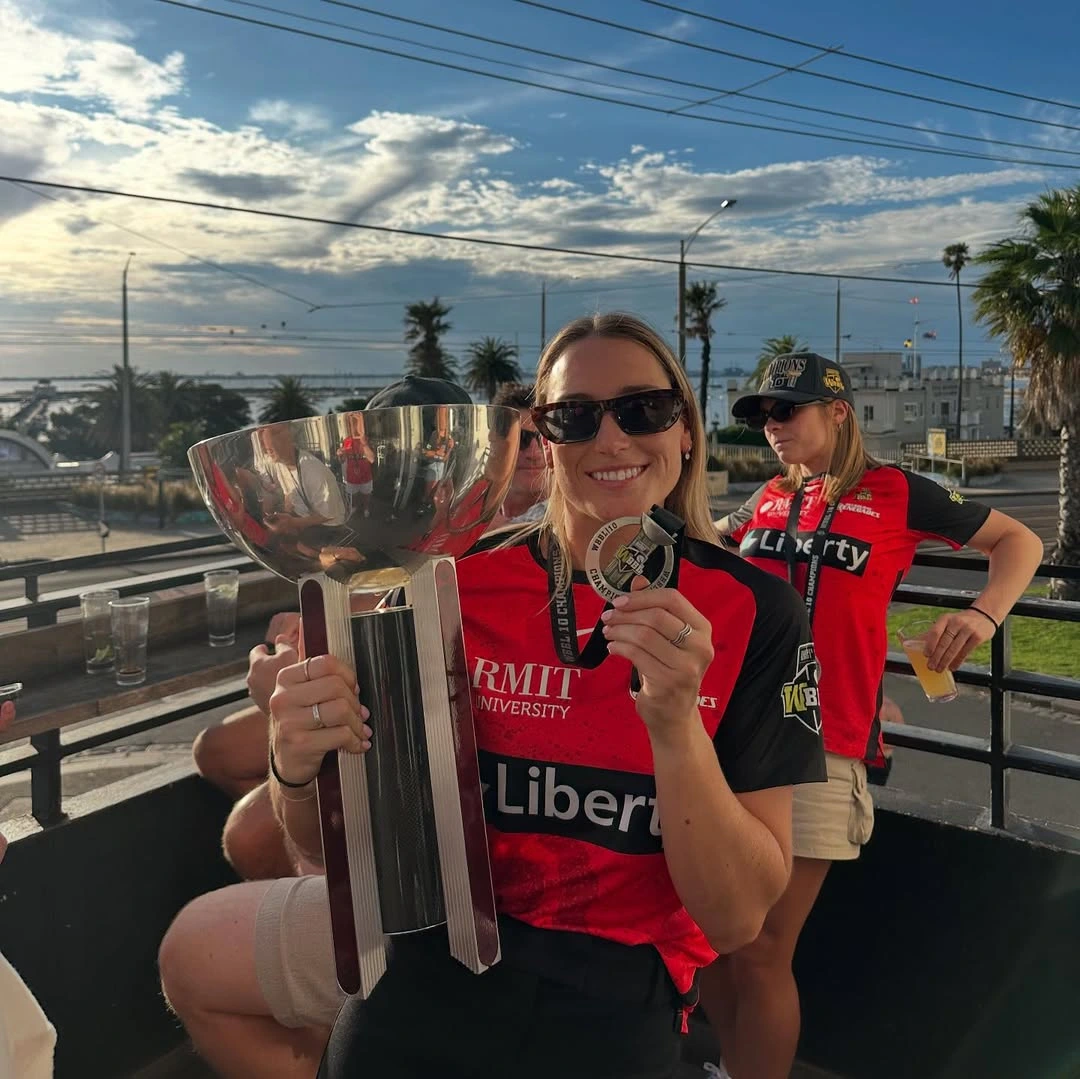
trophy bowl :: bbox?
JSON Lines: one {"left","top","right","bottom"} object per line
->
{"left": 188, "top": 404, "right": 522, "bottom": 591}
{"left": 188, "top": 404, "right": 521, "bottom": 998}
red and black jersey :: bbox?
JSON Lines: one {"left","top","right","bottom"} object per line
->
{"left": 456, "top": 534, "right": 826, "bottom": 995}
{"left": 730, "top": 465, "right": 991, "bottom": 761}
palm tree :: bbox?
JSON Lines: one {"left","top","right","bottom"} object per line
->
{"left": 404, "top": 298, "right": 456, "bottom": 379}
{"left": 684, "top": 281, "right": 727, "bottom": 423}
{"left": 747, "top": 334, "right": 809, "bottom": 388}
{"left": 943, "top": 242, "right": 970, "bottom": 439}
{"left": 258, "top": 376, "right": 319, "bottom": 424}
{"left": 972, "top": 185, "right": 1080, "bottom": 599}
{"left": 86, "top": 365, "right": 159, "bottom": 453}
{"left": 336, "top": 396, "right": 369, "bottom": 412}
{"left": 463, "top": 337, "right": 521, "bottom": 401}
{"left": 150, "top": 371, "right": 196, "bottom": 432}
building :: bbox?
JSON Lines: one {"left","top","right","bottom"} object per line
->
{"left": 842, "top": 351, "right": 1005, "bottom": 451}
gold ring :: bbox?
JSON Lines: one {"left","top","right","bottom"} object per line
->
{"left": 670, "top": 622, "right": 693, "bottom": 648}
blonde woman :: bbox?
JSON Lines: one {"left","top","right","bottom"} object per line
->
{"left": 267, "top": 314, "right": 825, "bottom": 1078}
{"left": 704, "top": 352, "right": 1043, "bottom": 1079}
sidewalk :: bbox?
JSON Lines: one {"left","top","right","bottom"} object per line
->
{"left": 0, "top": 520, "right": 220, "bottom": 565}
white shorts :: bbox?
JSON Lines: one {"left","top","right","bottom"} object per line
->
{"left": 791, "top": 752, "right": 875, "bottom": 861}
{"left": 254, "top": 875, "right": 345, "bottom": 1029}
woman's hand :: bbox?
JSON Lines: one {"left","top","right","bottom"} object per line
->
{"left": 268, "top": 652, "right": 372, "bottom": 786}
{"left": 925, "top": 609, "right": 996, "bottom": 672}
{"left": 600, "top": 578, "right": 714, "bottom": 738}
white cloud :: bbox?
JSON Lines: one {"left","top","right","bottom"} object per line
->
{"left": 0, "top": 1, "right": 184, "bottom": 117}
{"left": 249, "top": 100, "right": 330, "bottom": 134}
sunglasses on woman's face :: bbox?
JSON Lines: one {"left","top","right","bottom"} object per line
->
{"left": 742, "top": 400, "right": 823, "bottom": 431}
{"left": 531, "top": 389, "right": 685, "bottom": 445}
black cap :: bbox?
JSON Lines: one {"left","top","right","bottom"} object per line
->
{"left": 732, "top": 352, "right": 855, "bottom": 420}
{"left": 365, "top": 374, "right": 472, "bottom": 409}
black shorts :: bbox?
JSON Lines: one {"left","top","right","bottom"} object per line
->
{"left": 318, "top": 917, "right": 687, "bottom": 1079}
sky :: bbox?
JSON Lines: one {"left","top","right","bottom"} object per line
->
{"left": 0, "top": 0, "right": 1077, "bottom": 419}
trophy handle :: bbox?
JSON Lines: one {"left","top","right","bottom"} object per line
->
{"left": 299, "top": 574, "right": 388, "bottom": 998}
{"left": 407, "top": 558, "right": 501, "bottom": 972}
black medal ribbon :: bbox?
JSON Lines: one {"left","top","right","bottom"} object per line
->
{"left": 784, "top": 483, "right": 839, "bottom": 626}
{"left": 546, "top": 505, "right": 685, "bottom": 669}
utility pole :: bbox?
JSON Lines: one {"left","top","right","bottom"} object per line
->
{"left": 834, "top": 280, "right": 841, "bottom": 363}
{"left": 540, "top": 280, "right": 547, "bottom": 355}
{"left": 120, "top": 252, "right": 135, "bottom": 476}
{"left": 1009, "top": 364, "right": 1016, "bottom": 438}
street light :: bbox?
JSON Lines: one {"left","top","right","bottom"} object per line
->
{"left": 121, "top": 252, "right": 135, "bottom": 475}
{"left": 678, "top": 199, "right": 736, "bottom": 365}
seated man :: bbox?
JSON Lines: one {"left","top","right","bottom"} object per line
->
{"left": 192, "top": 611, "right": 302, "bottom": 881}
{"left": 0, "top": 699, "right": 57, "bottom": 1079}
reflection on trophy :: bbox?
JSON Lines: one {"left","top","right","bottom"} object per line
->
{"left": 189, "top": 399, "right": 521, "bottom": 998}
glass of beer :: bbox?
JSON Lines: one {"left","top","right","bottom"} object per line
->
{"left": 897, "top": 620, "right": 958, "bottom": 703}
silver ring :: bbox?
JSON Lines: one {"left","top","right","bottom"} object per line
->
{"left": 311, "top": 702, "right": 324, "bottom": 729}
{"left": 670, "top": 622, "right": 693, "bottom": 648}
{"left": 304, "top": 657, "right": 314, "bottom": 680}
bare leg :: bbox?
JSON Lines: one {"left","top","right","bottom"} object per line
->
{"left": 698, "top": 857, "right": 832, "bottom": 1079}
{"left": 159, "top": 881, "right": 328, "bottom": 1079}
{"left": 192, "top": 706, "right": 270, "bottom": 800}
{"left": 223, "top": 783, "right": 297, "bottom": 881}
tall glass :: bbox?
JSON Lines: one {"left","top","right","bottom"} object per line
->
{"left": 80, "top": 589, "right": 119, "bottom": 674}
{"left": 897, "top": 620, "right": 958, "bottom": 703}
{"left": 204, "top": 569, "right": 240, "bottom": 647}
{"left": 110, "top": 596, "right": 150, "bottom": 686}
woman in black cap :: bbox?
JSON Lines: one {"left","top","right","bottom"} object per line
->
{"left": 700, "top": 352, "right": 1043, "bottom": 1079}
{"left": 266, "top": 315, "right": 827, "bottom": 1078}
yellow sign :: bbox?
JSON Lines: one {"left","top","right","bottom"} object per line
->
{"left": 927, "top": 428, "right": 947, "bottom": 458}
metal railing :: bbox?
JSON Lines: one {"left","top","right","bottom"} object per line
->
{"left": 1, "top": 545, "right": 1079, "bottom": 837}
{"left": 0, "top": 534, "right": 255, "bottom": 629}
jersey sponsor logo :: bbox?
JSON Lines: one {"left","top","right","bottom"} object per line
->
{"left": 477, "top": 749, "right": 662, "bottom": 854}
{"left": 853, "top": 487, "right": 873, "bottom": 501}
{"left": 739, "top": 527, "right": 872, "bottom": 575}
{"left": 628, "top": 685, "right": 720, "bottom": 711}
{"left": 782, "top": 642, "right": 822, "bottom": 735}
{"left": 472, "top": 657, "right": 584, "bottom": 720}
{"left": 836, "top": 501, "right": 881, "bottom": 519}
{"left": 823, "top": 367, "right": 845, "bottom": 393}
{"left": 760, "top": 354, "right": 807, "bottom": 391}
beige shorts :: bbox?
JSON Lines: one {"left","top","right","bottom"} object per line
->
{"left": 791, "top": 752, "right": 874, "bottom": 861}
{"left": 254, "top": 875, "right": 345, "bottom": 1029}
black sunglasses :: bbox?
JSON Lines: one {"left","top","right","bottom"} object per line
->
{"left": 532, "top": 389, "right": 685, "bottom": 445}
{"left": 519, "top": 428, "right": 542, "bottom": 451}
{"left": 742, "top": 400, "right": 825, "bottom": 431}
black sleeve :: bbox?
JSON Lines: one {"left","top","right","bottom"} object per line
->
{"left": 901, "top": 469, "right": 991, "bottom": 548}
{"left": 713, "top": 576, "right": 827, "bottom": 793}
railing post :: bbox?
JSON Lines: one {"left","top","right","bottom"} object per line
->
{"left": 989, "top": 614, "right": 1011, "bottom": 829}
{"left": 29, "top": 729, "right": 65, "bottom": 828}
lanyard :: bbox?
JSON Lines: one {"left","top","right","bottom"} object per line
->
{"left": 784, "top": 484, "right": 839, "bottom": 626}
{"left": 545, "top": 514, "right": 684, "bottom": 669}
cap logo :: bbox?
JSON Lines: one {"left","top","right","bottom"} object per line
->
{"left": 823, "top": 368, "right": 845, "bottom": 394}
{"left": 760, "top": 355, "right": 807, "bottom": 391}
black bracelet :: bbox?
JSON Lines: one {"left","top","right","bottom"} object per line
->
{"left": 269, "top": 747, "right": 317, "bottom": 789}
{"left": 968, "top": 605, "right": 1000, "bottom": 631}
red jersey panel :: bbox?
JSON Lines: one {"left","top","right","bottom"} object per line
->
{"left": 730, "top": 466, "right": 990, "bottom": 761}
{"left": 457, "top": 535, "right": 826, "bottom": 995}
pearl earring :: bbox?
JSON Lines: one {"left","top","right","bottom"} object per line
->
{"left": 683, "top": 449, "right": 691, "bottom": 461}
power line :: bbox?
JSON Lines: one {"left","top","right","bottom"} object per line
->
{"left": 152, "top": 0, "right": 1080, "bottom": 170}
{"left": 0, "top": 173, "right": 991, "bottom": 289}
{"left": 309, "top": 0, "right": 1080, "bottom": 157}
{"left": 3, "top": 180, "right": 323, "bottom": 309}
{"left": 637, "top": 0, "right": 1080, "bottom": 113}
{"left": 511, "top": 0, "right": 1080, "bottom": 135}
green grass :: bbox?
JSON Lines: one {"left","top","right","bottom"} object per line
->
{"left": 888, "top": 586, "right": 1080, "bottom": 680}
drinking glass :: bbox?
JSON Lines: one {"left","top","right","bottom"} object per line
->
{"left": 204, "top": 569, "right": 240, "bottom": 647}
{"left": 110, "top": 596, "right": 150, "bottom": 686}
{"left": 80, "top": 589, "right": 119, "bottom": 674}
{"left": 896, "top": 620, "right": 958, "bottom": 703}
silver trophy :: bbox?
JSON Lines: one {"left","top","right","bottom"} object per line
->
{"left": 188, "top": 404, "right": 521, "bottom": 997}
